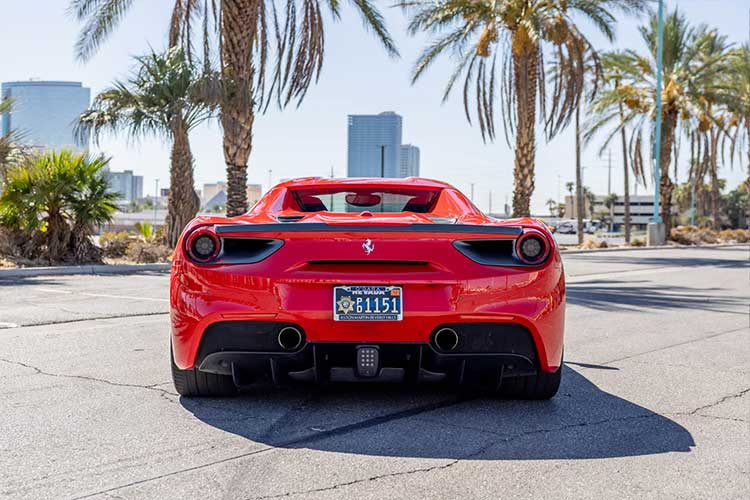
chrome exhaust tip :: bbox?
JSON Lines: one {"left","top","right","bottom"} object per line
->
{"left": 434, "top": 327, "right": 459, "bottom": 352}
{"left": 278, "top": 326, "right": 303, "bottom": 351}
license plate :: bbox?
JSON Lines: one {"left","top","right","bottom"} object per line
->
{"left": 333, "top": 285, "right": 403, "bottom": 321}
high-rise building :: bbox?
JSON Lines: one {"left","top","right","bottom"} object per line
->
{"left": 1, "top": 81, "right": 91, "bottom": 149}
{"left": 104, "top": 169, "right": 144, "bottom": 202}
{"left": 399, "top": 144, "right": 420, "bottom": 177}
{"left": 347, "top": 112, "right": 402, "bottom": 177}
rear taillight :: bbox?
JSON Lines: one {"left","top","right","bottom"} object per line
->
{"left": 186, "top": 228, "right": 221, "bottom": 263}
{"left": 184, "top": 226, "right": 283, "bottom": 265}
{"left": 515, "top": 230, "right": 550, "bottom": 265}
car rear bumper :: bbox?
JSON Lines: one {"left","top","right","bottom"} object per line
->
{"left": 170, "top": 253, "right": 565, "bottom": 373}
{"left": 195, "top": 326, "right": 540, "bottom": 387}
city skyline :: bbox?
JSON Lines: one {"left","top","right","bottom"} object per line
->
{"left": 1, "top": 3, "right": 748, "bottom": 214}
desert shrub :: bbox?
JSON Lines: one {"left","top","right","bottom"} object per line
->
{"left": 99, "top": 232, "right": 135, "bottom": 258}
{"left": 125, "top": 240, "right": 172, "bottom": 263}
{"left": 719, "top": 229, "right": 749, "bottom": 243}
{"left": 630, "top": 238, "right": 646, "bottom": 247}
{"left": 670, "top": 225, "right": 721, "bottom": 245}
{"left": 580, "top": 239, "right": 609, "bottom": 249}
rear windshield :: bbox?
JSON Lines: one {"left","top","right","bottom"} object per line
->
{"left": 291, "top": 187, "right": 441, "bottom": 213}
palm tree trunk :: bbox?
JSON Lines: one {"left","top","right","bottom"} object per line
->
{"left": 220, "top": 0, "right": 257, "bottom": 217}
{"left": 511, "top": 41, "right": 539, "bottom": 218}
{"left": 166, "top": 126, "right": 200, "bottom": 248}
{"left": 658, "top": 112, "right": 677, "bottom": 235}
{"left": 709, "top": 128, "right": 721, "bottom": 230}
{"left": 575, "top": 104, "right": 584, "bottom": 245}
{"left": 618, "top": 95, "right": 631, "bottom": 244}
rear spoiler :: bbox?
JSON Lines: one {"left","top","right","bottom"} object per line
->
{"left": 214, "top": 223, "right": 522, "bottom": 236}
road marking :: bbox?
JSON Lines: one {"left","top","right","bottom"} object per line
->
{"left": 33, "top": 287, "right": 169, "bottom": 303}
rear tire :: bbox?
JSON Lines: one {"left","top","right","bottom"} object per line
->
{"left": 170, "top": 346, "right": 237, "bottom": 397}
{"left": 497, "top": 361, "right": 562, "bottom": 400}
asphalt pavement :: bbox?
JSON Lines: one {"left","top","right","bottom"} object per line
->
{"left": 0, "top": 246, "right": 748, "bottom": 499}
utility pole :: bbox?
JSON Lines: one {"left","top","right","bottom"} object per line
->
{"left": 154, "top": 179, "right": 159, "bottom": 225}
{"left": 489, "top": 190, "right": 493, "bottom": 215}
{"left": 470, "top": 183, "right": 475, "bottom": 201}
{"left": 268, "top": 169, "right": 272, "bottom": 192}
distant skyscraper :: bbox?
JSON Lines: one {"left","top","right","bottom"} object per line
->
{"left": 347, "top": 112, "right": 402, "bottom": 177}
{"left": 1, "top": 81, "right": 91, "bottom": 149}
{"left": 104, "top": 169, "right": 144, "bottom": 202}
{"left": 399, "top": 144, "right": 420, "bottom": 177}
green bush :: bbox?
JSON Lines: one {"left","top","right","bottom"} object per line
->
{"left": 0, "top": 150, "right": 117, "bottom": 264}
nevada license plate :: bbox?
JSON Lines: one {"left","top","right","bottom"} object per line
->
{"left": 333, "top": 285, "right": 403, "bottom": 321}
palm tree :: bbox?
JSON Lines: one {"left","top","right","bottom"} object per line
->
{"left": 586, "top": 9, "right": 729, "bottom": 234}
{"left": 545, "top": 198, "right": 557, "bottom": 217}
{"left": 71, "top": 0, "right": 397, "bottom": 216}
{"left": 0, "top": 99, "right": 30, "bottom": 185}
{"left": 77, "top": 48, "right": 218, "bottom": 247}
{"left": 0, "top": 150, "right": 117, "bottom": 263}
{"left": 399, "top": 0, "right": 649, "bottom": 217}
{"left": 585, "top": 52, "right": 650, "bottom": 244}
{"left": 721, "top": 44, "right": 750, "bottom": 227}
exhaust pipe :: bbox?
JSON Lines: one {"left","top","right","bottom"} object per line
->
{"left": 434, "top": 327, "right": 459, "bottom": 352}
{"left": 278, "top": 326, "right": 303, "bottom": 351}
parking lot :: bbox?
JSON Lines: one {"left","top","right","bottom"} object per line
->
{"left": 0, "top": 246, "right": 748, "bottom": 499}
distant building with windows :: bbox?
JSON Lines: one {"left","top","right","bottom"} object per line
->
{"left": 1, "top": 80, "right": 90, "bottom": 150}
{"left": 104, "top": 169, "right": 143, "bottom": 203}
{"left": 399, "top": 144, "right": 420, "bottom": 177}
{"left": 565, "top": 194, "right": 659, "bottom": 230}
{"left": 347, "top": 112, "right": 403, "bottom": 178}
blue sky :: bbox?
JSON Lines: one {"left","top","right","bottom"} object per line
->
{"left": 1, "top": 0, "right": 748, "bottom": 214}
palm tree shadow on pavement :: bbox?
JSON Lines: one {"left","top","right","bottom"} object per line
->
{"left": 567, "top": 280, "right": 748, "bottom": 314}
{"left": 180, "top": 367, "right": 694, "bottom": 460}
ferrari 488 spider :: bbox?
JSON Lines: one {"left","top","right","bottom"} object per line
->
{"left": 170, "top": 177, "right": 565, "bottom": 399}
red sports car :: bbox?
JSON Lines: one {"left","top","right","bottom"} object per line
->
{"left": 170, "top": 177, "right": 565, "bottom": 399}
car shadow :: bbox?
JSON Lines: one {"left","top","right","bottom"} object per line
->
{"left": 180, "top": 367, "right": 694, "bottom": 460}
{"left": 567, "top": 280, "right": 748, "bottom": 314}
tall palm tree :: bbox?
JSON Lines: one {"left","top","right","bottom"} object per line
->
{"left": 71, "top": 0, "right": 397, "bottom": 216}
{"left": 721, "top": 44, "right": 750, "bottom": 227}
{"left": 587, "top": 10, "right": 729, "bottom": 234}
{"left": 77, "top": 48, "right": 218, "bottom": 247}
{"left": 399, "top": 0, "right": 649, "bottom": 217}
{"left": 585, "top": 52, "right": 650, "bottom": 243}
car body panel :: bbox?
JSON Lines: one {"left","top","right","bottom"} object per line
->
{"left": 170, "top": 177, "right": 565, "bottom": 380}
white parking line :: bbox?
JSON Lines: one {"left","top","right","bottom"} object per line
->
{"left": 33, "top": 287, "right": 169, "bottom": 303}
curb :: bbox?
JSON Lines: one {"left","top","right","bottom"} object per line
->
{"left": 0, "top": 263, "right": 171, "bottom": 279}
{"left": 560, "top": 243, "right": 748, "bottom": 255}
